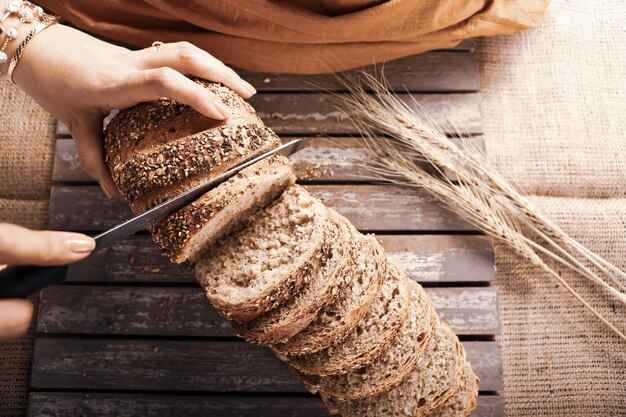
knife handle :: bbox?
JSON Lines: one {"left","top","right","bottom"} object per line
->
{"left": 0, "top": 264, "right": 68, "bottom": 298}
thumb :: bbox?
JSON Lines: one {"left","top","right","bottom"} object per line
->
{"left": 0, "top": 223, "right": 96, "bottom": 266}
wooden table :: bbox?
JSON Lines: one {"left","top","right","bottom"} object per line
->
{"left": 28, "top": 41, "right": 504, "bottom": 416}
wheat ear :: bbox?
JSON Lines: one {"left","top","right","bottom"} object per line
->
{"left": 334, "top": 73, "right": 626, "bottom": 341}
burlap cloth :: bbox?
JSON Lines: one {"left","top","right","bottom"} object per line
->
{"left": 478, "top": 0, "right": 626, "bottom": 415}
{"left": 0, "top": 79, "right": 55, "bottom": 417}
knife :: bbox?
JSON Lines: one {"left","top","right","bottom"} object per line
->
{"left": 0, "top": 139, "right": 307, "bottom": 298}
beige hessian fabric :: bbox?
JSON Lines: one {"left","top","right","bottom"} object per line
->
{"left": 478, "top": 1, "right": 626, "bottom": 199}
{"left": 0, "top": 80, "right": 55, "bottom": 200}
{"left": 0, "top": 79, "right": 55, "bottom": 417}
{"left": 478, "top": 0, "right": 626, "bottom": 415}
{"left": 493, "top": 198, "right": 626, "bottom": 416}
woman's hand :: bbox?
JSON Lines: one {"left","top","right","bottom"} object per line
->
{"left": 0, "top": 223, "right": 95, "bottom": 340}
{"left": 13, "top": 24, "right": 256, "bottom": 198}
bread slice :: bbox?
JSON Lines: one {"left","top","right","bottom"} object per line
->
{"left": 148, "top": 155, "right": 296, "bottom": 263}
{"left": 271, "top": 234, "right": 387, "bottom": 356}
{"left": 324, "top": 322, "right": 465, "bottom": 417}
{"left": 428, "top": 363, "right": 479, "bottom": 417}
{"left": 195, "top": 185, "right": 331, "bottom": 322}
{"left": 288, "top": 261, "right": 411, "bottom": 377}
{"left": 234, "top": 211, "right": 357, "bottom": 344}
{"left": 104, "top": 81, "right": 280, "bottom": 213}
{"left": 297, "top": 279, "right": 439, "bottom": 399}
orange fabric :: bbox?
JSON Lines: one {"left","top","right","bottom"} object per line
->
{"left": 38, "top": 0, "right": 549, "bottom": 74}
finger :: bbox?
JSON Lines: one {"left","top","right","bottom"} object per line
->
{"left": 70, "top": 116, "right": 119, "bottom": 199}
{"left": 125, "top": 67, "right": 232, "bottom": 120}
{"left": 0, "top": 223, "right": 95, "bottom": 265}
{"left": 0, "top": 299, "right": 33, "bottom": 340}
{"left": 135, "top": 41, "right": 256, "bottom": 98}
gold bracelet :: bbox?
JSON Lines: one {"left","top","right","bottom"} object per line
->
{"left": 7, "top": 17, "right": 55, "bottom": 83}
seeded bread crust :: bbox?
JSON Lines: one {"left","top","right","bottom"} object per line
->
{"left": 288, "top": 261, "right": 411, "bottom": 377}
{"left": 428, "top": 363, "right": 479, "bottom": 417}
{"left": 271, "top": 234, "right": 387, "bottom": 357}
{"left": 104, "top": 81, "right": 280, "bottom": 213}
{"left": 148, "top": 155, "right": 296, "bottom": 263}
{"left": 325, "top": 323, "right": 466, "bottom": 417}
{"left": 196, "top": 186, "right": 332, "bottom": 322}
{"left": 296, "top": 279, "right": 440, "bottom": 399}
{"left": 235, "top": 212, "right": 357, "bottom": 344}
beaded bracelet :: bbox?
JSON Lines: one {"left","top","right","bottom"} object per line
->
{"left": 0, "top": 0, "right": 56, "bottom": 80}
{"left": 7, "top": 17, "right": 55, "bottom": 82}
{"left": 0, "top": 1, "right": 41, "bottom": 64}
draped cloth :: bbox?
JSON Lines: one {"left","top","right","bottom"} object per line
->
{"left": 37, "top": 0, "right": 548, "bottom": 74}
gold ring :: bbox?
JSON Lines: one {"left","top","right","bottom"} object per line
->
{"left": 152, "top": 41, "right": 164, "bottom": 51}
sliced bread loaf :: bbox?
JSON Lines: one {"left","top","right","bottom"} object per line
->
{"left": 297, "top": 278, "right": 439, "bottom": 399}
{"left": 287, "top": 261, "right": 411, "bottom": 377}
{"left": 148, "top": 155, "right": 296, "bottom": 263}
{"left": 104, "top": 81, "right": 280, "bottom": 213}
{"left": 195, "top": 185, "right": 331, "bottom": 322}
{"left": 234, "top": 211, "right": 357, "bottom": 344}
{"left": 324, "top": 322, "right": 465, "bottom": 417}
{"left": 429, "top": 363, "right": 479, "bottom": 417}
{"left": 272, "top": 234, "right": 387, "bottom": 356}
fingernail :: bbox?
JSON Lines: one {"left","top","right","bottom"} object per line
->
{"left": 214, "top": 101, "right": 231, "bottom": 119}
{"left": 241, "top": 80, "right": 256, "bottom": 96}
{"left": 0, "top": 264, "right": 6, "bottom": 271}
{"left": 67, "top": 238, "right": 96, "bottom": 254}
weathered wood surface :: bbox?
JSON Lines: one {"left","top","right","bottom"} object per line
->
{"left": 31, "top": 339, "right": 501, "bottom": 392}
{"left": 34, "top": 47, "right": 502, "bottom": 416}
{"left": 28, "top": 393, "right": 502, "bottom": 417}
{"left": 63, "top": 234, "right": 495, "bottom": 284}
{"left": 37, "top": 286, "right": 499, "bottom": 336}
{"left": 235, "top": 52, "right": 479, "bottom": 92}
{"left": 54, "top": 136, "right": 485, "bottom": 183}
{"left": 49, "top": 185, "right": 473, "bottom": 232}
{"left": 57, "top": 92, "right": 483, "bottom": 137}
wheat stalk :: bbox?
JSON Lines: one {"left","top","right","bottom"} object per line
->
{"left": 334, "top": 73, "right": 626, "bottom": 341}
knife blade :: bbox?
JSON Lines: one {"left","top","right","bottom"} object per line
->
{"left": 0, "top": 138, "right": 307, "bottom": 298}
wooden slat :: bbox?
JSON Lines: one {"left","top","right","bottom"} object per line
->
{"left": 53, "top": 136, "right": 485, "bottom": 183}
{"left": 56, "top": 92, "right": 483, "bottom": 137}
{"left": 27, "top": 393, "right": 503, "bottom": 417}
{"left": 64, "top": 234, "right": 494, "bottom": 284}
{"left": 31, "top": 339, "right": 502, "bottom": 392}
{"left": 250, "top": 93, "right": 483, "bottom": 135}
{"left": 235, "top": 52, "right": 479, "bottom": 92}
{"left": 48, "top": 185, "right": 472, "bottom": 232}
{"left": 37, "top": 286, "right": 499, "bottom": 337}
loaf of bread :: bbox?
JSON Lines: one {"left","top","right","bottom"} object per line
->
{"left": 106, "top": 82, "right": 479, "bottom": 417}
